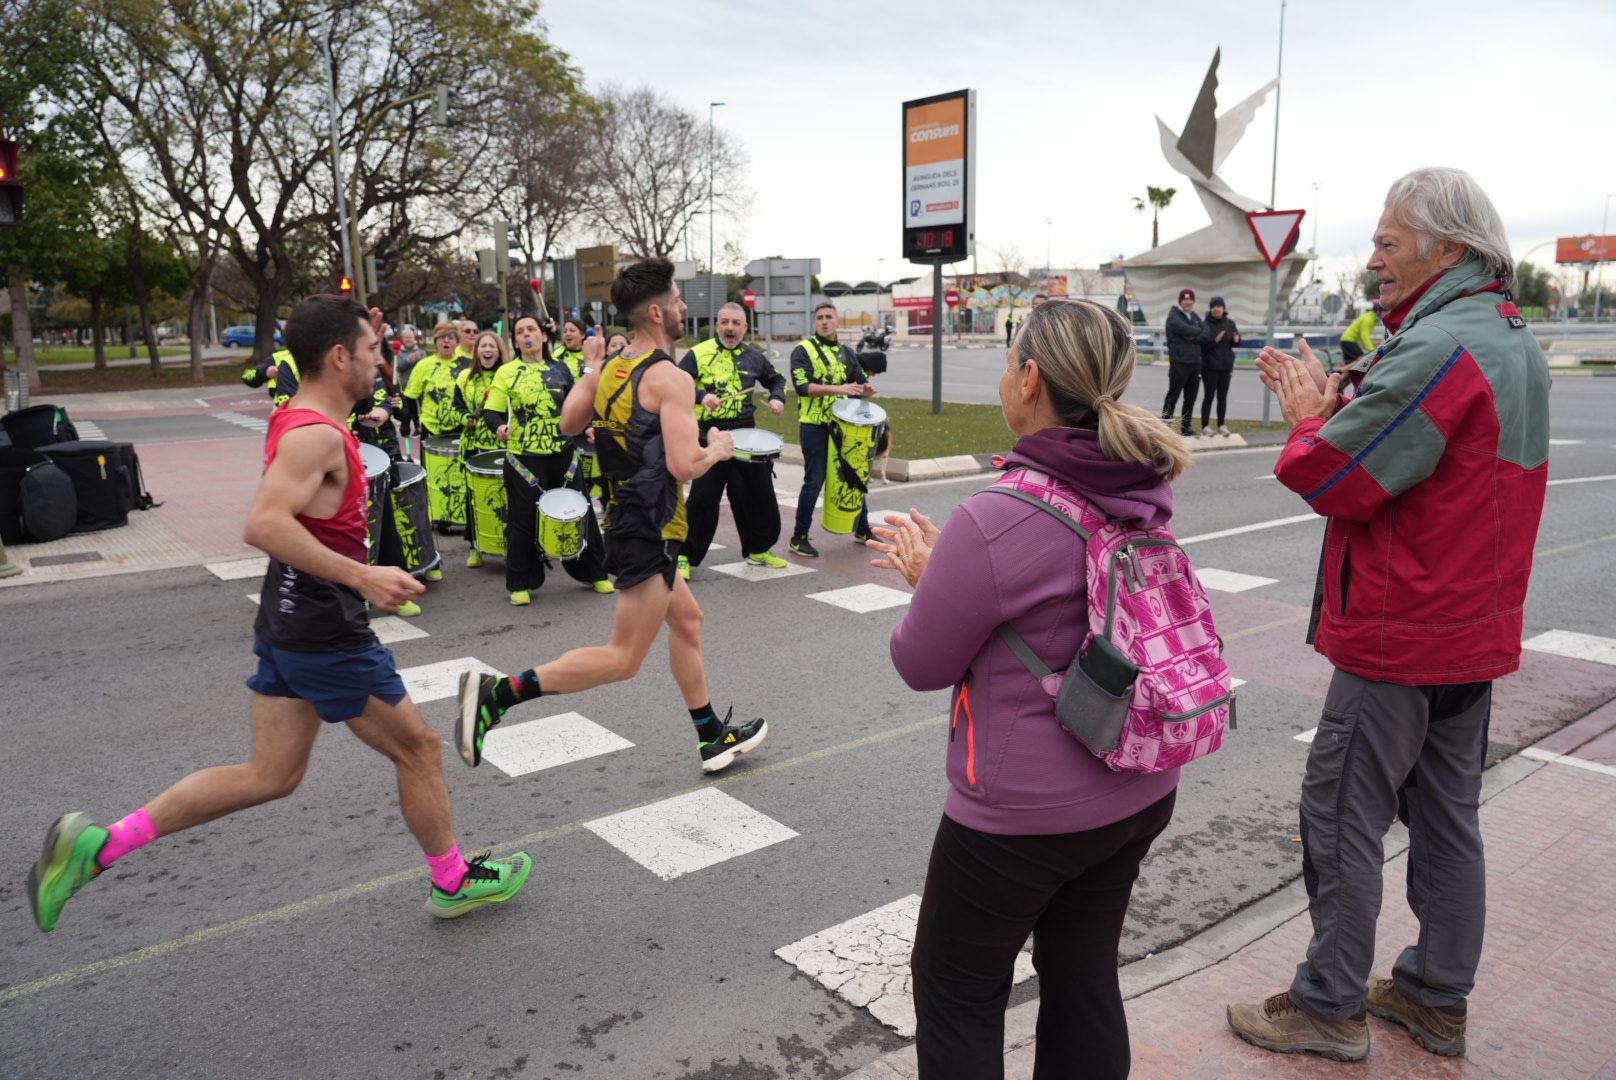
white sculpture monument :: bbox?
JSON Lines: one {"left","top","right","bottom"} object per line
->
{"left": 1121, "top": 49, "right": 1311, "bottom": 330}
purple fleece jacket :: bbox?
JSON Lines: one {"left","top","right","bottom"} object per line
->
{"left": 889, "top": 426, "right": 1181, "bottom": 835}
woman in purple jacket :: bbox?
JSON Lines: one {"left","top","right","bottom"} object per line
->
{"left": 869, "top": 299, "right": 1191, "bottom": 1079}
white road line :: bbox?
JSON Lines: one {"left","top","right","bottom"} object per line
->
{"left": 246, "top": 593, "right": 259, "bottom": 605}
{"left": 1231, "top": 678, "right": 1247, "bottom": 688}
{"left": 1177, "top": 513, "right": 1320, "bottom": 545}
{"left": 75, "top": 421, "right": 108, "bottom": 441}
{"left": 775, "top": 894, "right": 1034, "bottom": 1038}
{"left": 370, "top": 616, "right": 428, "bottom": 644}
{"left": 1256, "top": 474, "right": 1278, "bottom": 481}
{"left": 584, "top": 788, "right": 797, "bottom": 881}
{"left": 1520, "top": 747, "right": 1616, "bottom": 780}
{"left": 397, "top": 657, "right": 500, "bottom": 703}
{"left": 1295, "top": 728, "right": 1317, "bottom": 744}
{"left": 807, "top": 583, "right": 913, "bottom": 613}
{"left": 709, "top": 560, "right": 816, "bottom": 582}
{"left": 1523, "top": 630, "right": 1616, "bottom": 668}
{"left": 1548, "top": 439, "right": 1583, "bottom": 446}
{"left": 206, "top": 557, "right": 269, "bottom": 580}
{"left": 1196, "top": 569, "right": 1279, "bottom": 594}
{"left": 482, "top": 711, "right": 633, "bottom": 777}
{"left": 214, "top": 410, "right": 269, "bottom": 434}
{"left": 1546, "top": 474, "right": 1616, "bottom": 487}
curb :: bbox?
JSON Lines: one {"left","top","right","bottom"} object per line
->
{"left": 841, "top": 709, "right": 1616, "bottom": 1079}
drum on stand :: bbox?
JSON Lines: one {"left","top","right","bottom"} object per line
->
{"left": 538, "top": 488, "right": 590, "bottom": 561}
{"left": 730, "top": 427, "right": 784, "bottom": 463}
{"left": 381, "top": 460, "right": 441, "bottom": 576}
{"left": 464, "top": 450, "right": 509, "bottom": 557}
{"left": 421, "top": 435, "right": 465, "bottom": 530}
{"left": 822, "top": 399, "right": 887, "bottom": 535}
{"left": 358, "top": 443, "right": 391, "bottom": 566}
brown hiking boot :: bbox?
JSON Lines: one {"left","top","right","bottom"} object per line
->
{"left": 1227, "top": 991, "right": 1370, "bottom": 1062}
{"left": 1367, "top": 977, "right": 1466, "bottom": 1056}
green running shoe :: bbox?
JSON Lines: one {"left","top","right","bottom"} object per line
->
{"left": 425, "top": 850, "right": 532, "bottom": 919}
{"left": 456, "top": 671, "right": 504, "bottom": 767}
{"left": 28, "top": 812, "right": 109, "bottom": 933}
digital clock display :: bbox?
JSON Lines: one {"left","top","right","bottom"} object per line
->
{"left": 904, "top": 226, "right": 966, "bottom": 260}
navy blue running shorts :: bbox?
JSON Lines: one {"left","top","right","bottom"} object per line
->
{"left": 246, "top": 635, "right": 408, "bottom": 723}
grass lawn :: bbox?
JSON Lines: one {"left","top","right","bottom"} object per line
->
{"left": 38, "top": 362, "right": 243, "bottom": 394}
{"left": 748, "top": 397, "right": 1287, "bottom": 459}
{"left": 31, "top": 345, "right": 193, "bottom": 366}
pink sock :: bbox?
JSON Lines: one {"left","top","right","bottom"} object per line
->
{"left": 97, "top": 808, "right": 159, "bottom": 869}
{"left": 425, "top": 844, "right": 469, "bottom": 893}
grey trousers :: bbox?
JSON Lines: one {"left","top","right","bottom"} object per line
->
{"left": 1290, "top": 668, "right": 1491, "bottom": 1020}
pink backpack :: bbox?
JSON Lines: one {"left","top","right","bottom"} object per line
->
{"left": 988, "top": 467, "right": 1235, "bottom": 774}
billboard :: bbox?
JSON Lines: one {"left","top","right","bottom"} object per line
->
{"left": 1557, "top": 235, "right": 1615, "bottom": 264}
{"left": 902, "top": 89, "right": 974, "bottom": 263}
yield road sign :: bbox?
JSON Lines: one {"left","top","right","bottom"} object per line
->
{"left": 1246, "top": 210, "right": 1305, "bottom": 270}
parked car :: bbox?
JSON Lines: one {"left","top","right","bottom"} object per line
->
{"left": 221, "top": 325, "right": 284, "bottom": 348}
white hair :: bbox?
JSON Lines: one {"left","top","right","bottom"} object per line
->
{"left": 1384, "top": 168, "right": 1514, "bottom": 288}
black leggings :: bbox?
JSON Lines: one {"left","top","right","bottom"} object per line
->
{"left": 1161, "top": 364, "right": 1199, "bottom": 430}
{"left": 910, "top": 793, "right": 1177, "bottom": 1080}
{"left": 1200, "top": 368, "right": 1233, "bottom": 428}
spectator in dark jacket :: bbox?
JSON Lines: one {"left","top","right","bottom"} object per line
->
{"left": 1161, "top": 288, "right": 1206, "bottom": 436}
{"left": 1199, "top": 296, "right": 1239, "bottom": 436}
{"left": 870, "top": 298, "right": 1191, "bottom": 1079}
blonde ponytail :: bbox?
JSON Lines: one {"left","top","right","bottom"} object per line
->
{"left": 1016, "top": 300, "right": 1191, "bottom": 480}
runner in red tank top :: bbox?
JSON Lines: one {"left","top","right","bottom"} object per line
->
{"left": 27, "top": 295, "right": 531, "bottom": 935}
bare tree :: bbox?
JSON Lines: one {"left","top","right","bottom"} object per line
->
{"left": 590, "top": 86, "right": 748, "bottom": 261}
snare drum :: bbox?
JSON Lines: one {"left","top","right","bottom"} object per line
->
{"left": 464, "top": 451, "right": 508, "bottom": 557}
{"left": 421, "top": 435, "right": 465, "bottom": 529}
{"left": 730, "top": 427, "right": 784, "bottom": 463}
{"left": 358, "top": 443, "right": 391, "bottom": 565}
{"left": 381, "top": 460, "right": 441, "bottom": 576}
{"left": 823, "top": 399, "right": 888, "bottom": 535}
{"left": 538, "top": 488, "right": 590, "bottom": 561}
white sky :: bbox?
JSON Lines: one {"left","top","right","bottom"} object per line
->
{"left": 540, "top": 0, "right": 1616, "bottom": 291}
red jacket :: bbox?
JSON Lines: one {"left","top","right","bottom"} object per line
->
{"left": 1276, "top": 260, "right": 1550, "bottom": 685}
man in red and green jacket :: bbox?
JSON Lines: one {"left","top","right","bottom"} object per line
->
{"left": 1229, "top": 168, "right": 1550, "bottom": 1063}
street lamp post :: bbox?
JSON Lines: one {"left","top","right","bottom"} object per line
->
{"left": 708, "top": 102, "right": 726, "bottom": 333}
{"left": 1310, "top": 181, "right": 1322, "bottom": 280}
{"left": 876, "top": 257, "right": 884, "bottom": 329}
{"left": 1595, "top": 193, "right": 1613, "bottom": 323}
{"left": 321, "top": 22, "right": 353, "bottom": 287}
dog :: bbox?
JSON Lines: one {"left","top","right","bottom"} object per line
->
{"left": 872, "top": 423, "right": 893, "bottom": 485}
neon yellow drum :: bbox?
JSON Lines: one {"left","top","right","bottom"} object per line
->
{"left": 422, "top": 435, "right": 465, "bottom": 529}
{"left": 823, "top": 399, "right": 887, "bottom": 534}
{"left": 538, "top": 488, "right": 590, "bottom": 561}
{"left": 731, "top": 427, "right": 784, "bottom": 462}
{"left": 464, "top": 450, "right": 508, "bottom": 557}
{"left": 358, "top": 443, "right": 391, "bottom": 565}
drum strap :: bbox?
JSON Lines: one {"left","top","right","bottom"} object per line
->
{"left": 504, "top": 451, "right": 580, "bottom": 492}
{"left": 827, "top": 421, "right": 867, "bottom": 496}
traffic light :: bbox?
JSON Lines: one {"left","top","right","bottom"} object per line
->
{"left": 0, "top": 139, "right": 23, "bottom": 229}
{"left": 365, "top": 253, "right": 387, "bottom": 296}
{"left": 338, "top": 274, "right": 354, "bottom": 296}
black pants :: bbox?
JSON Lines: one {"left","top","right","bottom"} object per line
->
{"left": 1200, "top": 368, "right": 1233, "bottom": 428}
{"left": 504, "top": 451, "right": 607, "bottom": 592}
{"left": 682, "top": 452, "right": 780, "bottom": 566}
{"left": 911, "top": 794, "right": 1176, "bottom": 1080}
{"left": 1161, "top": 364, "right": 1199, "bottom": 432}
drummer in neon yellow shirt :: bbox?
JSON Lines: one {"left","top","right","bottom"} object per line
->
{"left": 482, "top": 315, "right": 614, "bottom": 606}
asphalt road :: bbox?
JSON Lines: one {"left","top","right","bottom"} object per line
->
{"left": 1, "top": 380, "right": 1613, "bottom": 1079}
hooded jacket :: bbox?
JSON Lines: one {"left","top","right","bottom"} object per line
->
{"left": 1202, "top": 297, "right": 1239, "bottom": 372}
{"left": 1275, "top": 257, "right": 1550, "bottom": 685}
{"left": 889, "top": 426, "right": 1180, "bottom": 835}
{"left": 1165, "top": 305, "right": 1207, "bottom": 366}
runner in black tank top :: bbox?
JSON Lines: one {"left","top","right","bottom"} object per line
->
{"left": 458, "top": 257, "right": 770, "bottom": 775}
{"left": 26, "top": 295, "right": 531, "bottom": 935}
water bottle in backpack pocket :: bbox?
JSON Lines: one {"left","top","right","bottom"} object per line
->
{"left": 988, "top": 469, "right": 1236, "bottom": 775}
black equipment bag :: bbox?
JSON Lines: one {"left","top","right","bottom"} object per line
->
{"left": 0, "top": 446, "right": 78, "bottom": 542}
{"left": 2, "top": 403, "right": 79, "bottom": 450}
{"left": 39, "top": 440, "right": 137, "bottom": 532}
{"left": 856, "top": 350, "right": 888, "bottom": 375}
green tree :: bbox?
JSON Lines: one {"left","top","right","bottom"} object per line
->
{"left": 1513, "top": 260, "right": 1553, "bottom": 309}
{"left": 1131, "top": 186, "right": 1177, "bottom": 248}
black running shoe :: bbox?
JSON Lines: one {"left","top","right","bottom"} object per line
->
{"left": 699, "top": 708, "right": 768, "bottom": 774}
{"left": 789, "top": 535, "right": 819, "bottom": 558}
{"left": 456, "top": 671, "right": 504, "bottom": 768}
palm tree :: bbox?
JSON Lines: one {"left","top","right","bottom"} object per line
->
{"left": 1131, "top": 186, "right": 1177, "bottom": 248}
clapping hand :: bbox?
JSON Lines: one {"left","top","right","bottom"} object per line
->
{"left": 867, "top": 508, "right": 938, "bottom": 588}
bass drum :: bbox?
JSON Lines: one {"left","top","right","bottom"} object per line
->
{"left": 381, "top": 460, "right": 441, "bottom": 577}
{"left": 537, "top": 488, "right": 590, "bottom": 561}
{"left": 359, "top": 443, "right": 391, "bottom": 566}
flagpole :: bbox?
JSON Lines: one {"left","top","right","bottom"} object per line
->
{"left": 1262, "top": 0, "right": 1287, "bottom": 423}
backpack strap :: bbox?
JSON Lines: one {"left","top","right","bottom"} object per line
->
{"left": 982, "top": 485, "right": 1088, "bottom": 692}
{"left": 981, "top": 486, "right": 1091, "bottom": 540}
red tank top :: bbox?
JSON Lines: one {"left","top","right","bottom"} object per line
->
{"left": 263, "top": 408, "right": 368, "bottom": 563}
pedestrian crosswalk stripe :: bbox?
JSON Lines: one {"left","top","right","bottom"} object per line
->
{"left": 75, "top": 421, "right": 108, "bottom": 440}
{"left": 370, "top": 616, "right": 428, "bottom": 644}
{"left": 206, "top": 556, "right": 269, "bottom": 580}
{"left": 215, "top": 411, "right": 269, "bottom": 434}
{"left": 397, "top": 657, "right": 500, "bottom": 703}
{"left": 1548, "top": 439, "right": 1582, "bottom": 446}
{"left": 709, "top": 560, "right": 817, "bottom": 583}
{"left": 808, "top": 583, "right": 912, "bottom": 613}
{"left": 1295, "top": 728, "right": 1317, "bottom": 744}
{"left": 1196, "top": 568, "right": 1279, "bottom": 593}
{"left": 775, "top": 894, "right": 1034, "bottom": 1037}
{"left": 482, "top": 711, "right": 633, "bottom": 777}
{"left": 584, "top": 788, "right": 797, "bottom": 881}
{"left": 1523, "top": 629, "right": 1616, "bottom": 668}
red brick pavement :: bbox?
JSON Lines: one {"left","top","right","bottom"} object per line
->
{"left": 141, "top": 437, "right": 264, "bottom": 559}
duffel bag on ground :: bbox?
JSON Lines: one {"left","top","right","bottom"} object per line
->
{"left": 2, "top": 404, "right": 79, "bottom": 450}
{"left": 0, "top": 446, "right": 78, "bottom": 542}
{"left": 39, "top": 440, "right": 135, "bottom": 532}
